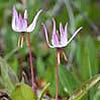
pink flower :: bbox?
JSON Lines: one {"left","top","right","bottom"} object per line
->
{"left": 42, "top": 18, "right": 82, "bottom": 48}
{"left": 12, "top": 7, "right": 42, "bottom": 32}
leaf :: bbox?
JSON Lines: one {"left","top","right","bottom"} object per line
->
{"left": 93, "top": 81, "right": 100, "bottom": 100}
{"left": 0, "top": 57, "right": 19, "bottom": 94}
{"left": 59, "top": 65, "right": 79, "bottom": 96}
{"left": 11, "top": 83, "right": 36, "bottom": 100}
{"left": 38, "top": 83, "right": 50, "bottom": 100}
{"left": 68, "top": 74, "right": 100, "bottom": 100}
{"left": 0, "top": 0, "right": 9, "bottom": 4}
{"left": 76, "top": 36, "right": 99, "bottom": 80}
{"left": 44, "top": 66, "right": 56, "bottom": 97}
{"left": 75, "top": 36, "right": 99, "bottom": 100}
{"left": 45, "top": 65, "right": 66, "bottom": 97}
{"left": 36, "top": 57, "right": 45, "bottom": 79}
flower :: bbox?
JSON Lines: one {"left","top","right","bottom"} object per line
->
{"left": 12, "top": 7, "right": 43, "bottom": 32}
{"left": 42, "top": 18, "right": 82, "bottom": 48}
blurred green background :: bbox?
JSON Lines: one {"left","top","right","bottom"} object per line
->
{"left": 0, "top": 0, "right": 100, "bottom": 100}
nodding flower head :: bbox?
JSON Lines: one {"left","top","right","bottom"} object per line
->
{"left": 12, "top": 7, "right": 43, "bottom": 33}
{"left": 42, "top": 18, "right": 82, "bottom": 48}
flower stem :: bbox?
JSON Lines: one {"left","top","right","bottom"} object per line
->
{"left": 27, "top": 33, "right": 36, "bottom": 93}
{"left": 56, "top": 48, "right": 60, "bottom": 100}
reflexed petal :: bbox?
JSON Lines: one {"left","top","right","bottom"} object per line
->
{"left": 26, "top": 9, "right": 43, "bottom": 32}
{"left": 42, "top": 23, "right": 55, "bottom": 48}
{"left": 60, "top": 23, "right": 68, "bottom": 45}
{"left": 23, "top": 10, "right": 28, "bottom": 31}
{"left": 59, "top": 22, "right": 64, "bottom": 34}
{"left": 12, "top": 7, "right": 18, "bottom": 31}
{"left": 64, "top": 23, "right": 68, "bottom": 40}
{"left": 51, "top": 18, "right": 60, "bottom": 46}
{"left": 24, "top": 9, "right": 28, "bottom": 19}
{"left": 63, "top": 27, "right": 83, "bottom": 47}
{"left": 52, "top": 31, "right": 60, "bottom": 46}
{"left": 22, "top": 19, "right": 27, "bottom": 31}
{"left": 17, "top": 14, "right": 23, "bottom": 31}
{"left": 17, "top": 13, "right": 28, "bottom": 32}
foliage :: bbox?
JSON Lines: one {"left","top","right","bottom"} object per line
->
{"left": 11, "top": 83, "right": 36, "bottom": 100}
{"left": 0, "top": 0, "right": 100, "bottom": 100}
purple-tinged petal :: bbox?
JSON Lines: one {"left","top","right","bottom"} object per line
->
{"left": 42, "top": 23, "right": 55, "bottom": 48}
{"left": 51, "top": 18, "right": 60, "bottom": 47}
{"left": 12, "top": 7, "right": 18, "bottom": 31}
{"left": 52, "top": 31, "right": 60, "bottom": 46}
{"left": 22, "top": 19, "right": 28, "bottom": 31}
{"left": 60, "top": 23, "right": 68, "bottom": 45}
{"left": 64, "top": 23, "right": 68, "bottom": 40}
{"left": 18, "top": 13, "right": 28, "bottom": 32}
{"left": 26, "top": 9, "right": 43, "bottom": 32}
{"left": 63, "top": 27, "right": 83, "bottom": 47}
{"left": 17, "top": 13, "right": 23, "bottom": 31}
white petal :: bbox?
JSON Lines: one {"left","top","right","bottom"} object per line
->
{"left": 63, "top": 27, "right": 83, "bottom": 47}
{"left": 24, "top": 9, "right": 28, "bottom": 19}
{"left": 42, "top": 23, "right": 55, "bottom": 48}
{"left": 12, "top": 7, "right": 18, "bottom": 31}
{"left": 26, "top": 9, "right": 43, "bottom": 32}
